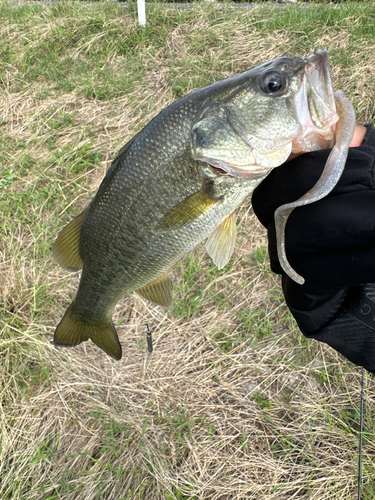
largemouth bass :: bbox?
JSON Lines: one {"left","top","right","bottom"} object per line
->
{"left": 53, "top": 50, "right": 354, "bottom": 360}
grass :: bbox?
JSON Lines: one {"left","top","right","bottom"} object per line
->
{"left": 1, "top": 0, "right": 375, "bottom": 499}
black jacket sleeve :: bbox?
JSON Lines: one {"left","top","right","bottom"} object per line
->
{"left": 251, "top": 125, "right": 375, "bottom": 373}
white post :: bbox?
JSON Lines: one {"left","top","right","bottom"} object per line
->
{"left": 137, "top": 0, "right": 146, "bottom": 27}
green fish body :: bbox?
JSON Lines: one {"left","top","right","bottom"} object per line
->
{"left": 54, "top": 51, "right": 341, "bottom": 359}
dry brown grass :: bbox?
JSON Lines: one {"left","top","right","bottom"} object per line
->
{"left": 1, "top": 2, "right": 375, "bottom": 499}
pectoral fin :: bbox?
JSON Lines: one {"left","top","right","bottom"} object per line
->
{"left": 53, "top": 208, "right": 88, "bottom": 271}
{"left": 136, "top": 273, "right": 173, "bottom": 308}
{"left": 205, "top": 213, "right": 237, "bottom": 270}
{"left": 158, "top": 189, "right": 219, "bottom": 229}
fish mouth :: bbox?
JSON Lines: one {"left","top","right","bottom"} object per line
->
{"left": 291, "top": 50, "right": 339, "bottom": 152}
{"left": 198, "top": 160, "right": 270, "bottom": 180}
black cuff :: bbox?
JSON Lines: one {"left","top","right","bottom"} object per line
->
{"left": 305, "top": 284, "right": 375, "bottom": 373}
{"left": 282, "top": 278, "right": 348, "bottom": 333}
{"left": 362, "top": 124, "right": 375, "bottom": 148}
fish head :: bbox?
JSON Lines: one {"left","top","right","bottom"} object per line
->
{"left": 191, "top": 50, "right": 338, "bottom": 179}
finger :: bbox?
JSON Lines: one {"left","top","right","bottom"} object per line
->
{"left": 349, "top": 125, "right": 367, "bottom": 147}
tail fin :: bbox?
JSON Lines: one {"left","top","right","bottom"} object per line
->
{"left": 54, "top": 302, "right": 122, "bottom": 360}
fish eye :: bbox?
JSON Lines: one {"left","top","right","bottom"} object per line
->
{"left": 259, "top": 71, "right": 288, "bottom": 95}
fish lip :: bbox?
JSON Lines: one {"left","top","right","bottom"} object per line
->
{"left": 304, "top": 50, "right": 332, "bottom": 89}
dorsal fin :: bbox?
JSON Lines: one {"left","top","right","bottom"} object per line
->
{"left": 205, "top": 212, "right": 237, "bottom": 270}
{"left": 53, "top": 208, "right": 88, "bottom": 271}
{"left": 136, "top": 273, "right": 173, "bottom": 308}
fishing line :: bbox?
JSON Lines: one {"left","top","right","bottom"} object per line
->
{"left": 358, "top": 366, "right": 365, "bottom": 500}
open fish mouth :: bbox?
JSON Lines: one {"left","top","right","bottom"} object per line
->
{"left": 191, "top": 50, "right": 340, "bottom": 180}
{"left": 291, "top": 50, "right": 339, "bottom": 153}
{"left": 305, "top": 50, "right": 337, "bottom": 127}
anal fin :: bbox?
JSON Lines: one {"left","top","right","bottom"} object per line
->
{"left": 205, "top": 212, "right": 237, "bottom": 270}
{"left": 53, "top": 208, "right": 88, "bottom": 271}
{"left": 136, "top": 273, "right": 173, "bottom": 308}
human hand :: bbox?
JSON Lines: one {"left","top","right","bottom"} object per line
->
{"left": 253, "top": 124, "right": 375, "bottom": 293}
{"left": 251, "top": 124, "right": 375, "bottom": 371}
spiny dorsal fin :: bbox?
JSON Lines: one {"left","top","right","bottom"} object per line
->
{"left": 136, "top": 273, "right": 173, "bottom": 308}
{"left": 53, "top": 208, "right": 88, "bottom": 272}
{"left": 205, "top": 212, "right": 237, "bottom": 270}
{"left": 157, "top": 189, "right": 219, "bottom": 229}
{"left": 54, "top": 301, "right": 122, "bottom": 360}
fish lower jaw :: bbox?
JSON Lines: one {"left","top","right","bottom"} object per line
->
{"left": 197, "top": 138, "right": 294, "bottom": 179}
